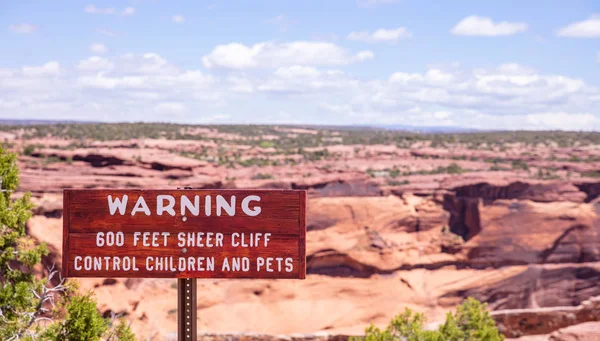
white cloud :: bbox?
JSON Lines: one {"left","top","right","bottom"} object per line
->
{"left": 388, "top": 68, "right": 454, "bottom": 85}
{"left": 118, "top": 53, "right": 177, "bottom": 75}
{"left": 77, "top": 74, "right": 147, "bottom": 89}
{"left": 1, "top": 52, "right": 599, "bottom": 130}
{"left": 347, "top": 27, "right": 412, "bottom": 42}
{"left": 434, "top": 111, "right": 451, "bottom": 119}
{"left": 259, "top": 66, "right": 349, "bottom": 93}
{"left": 265, "top": 14, "right": 293, "bottom": 32}
{"left": 9, "top": 23, "right": 38, "bottom": 34}
{"left": 317, "top": 63, "right": 599, "bottom": 129}
{"left": 227, "top": 75, "right": 254, "bottom": 93}
{"left": 495, "top": 63, "right": 536, "bottom": 75}
{"left": 202, "top": 41, "right": 374, "bottom": 69}
{"left": 266, "top": 14, "right": 285, "bottom": 25}
{"left": 267, "top": 14, "right": 285, "bottom": 23}
{"left": 462, "top": 112, "right": 600, "bottom": 131}
{"left": 122, "top": 7, "right": 135, "bottom": 16}
{"left": 357, "top": 0, "right": 399, "bottom": 7}
{"left": 89, "top": 43, "right": 108, "bottom": 54}
{"left": 557, "top": 15, "right": 600, "bottom": 37}
{"left": 84, "top": 4, "right": 116, "bottom": 15}
{"left": 97, "top": 29, "right": 117, "bottom": 37}
{"left": 451, "top": 16, "right": 528, "bottom": 36}
{"left": 524, "top": 112, "right": 600, "bottom": 131}
{"left": 155, "top": 102, "right": 186, "bottom": 114}
{"left": 76, "top": 56, "right": 114, "bottom": 71}
{"left": 75, "top": 54, "right": 213, "bottom": 91}
{"left": 85, "top": 4, "right": 134, "bottom": 16}
{"left": 22, "top": 61, "right": 61, "bottom": 77}
{"left": 172, "top": 15, "right": 185, "bottom": 23}
{"left": 274, "top": 65, "right": 323, "bottom": 78}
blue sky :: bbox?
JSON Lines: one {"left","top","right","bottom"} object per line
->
{"left": 1, "top": 0, "right": 599, "bottom": 130}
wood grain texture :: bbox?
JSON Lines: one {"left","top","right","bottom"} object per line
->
{"left": 63, "top": 189, "right": 306, "bottom": 279}
{"left": 61, "top": 190, "right": 70, "bottom": 278}
{"left": 299, "top": 190, "right": 307, "bottom": 279}
{"left": 68, "top": 189, "right": 300, "bottom": 234}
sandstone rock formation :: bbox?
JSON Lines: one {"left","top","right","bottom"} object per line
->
{"left": 10, "top": 130, "right": 600, "bottom": 340}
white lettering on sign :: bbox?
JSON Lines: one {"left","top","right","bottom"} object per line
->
{"left": 231, "top": 233, "right": 271, "bottom": 247}
{"left": 96, "top": 232, "right": 125, "bottom": 247}
{"left": 73, "top": 230, "right": 295, "bottom": 275}
{"left": 74, "top": 256, "right": 140, "bottom": 271}
{"left": 241, "top": 195, "right": 261, "bottom": 216}
{"left": 157, "top": 195, "right": 176, "bottom": 216}
{"left": 257, "top": 257, "right": 294, "bottom": 272}
{"left": 144, "top": 257, "right": 215, "bottom": 272}
{"left": 221, "top": 257, "right": 251, "bottom": 272}
{"left": 108, "top": 195, "right": 128, "bottom": 215}
{"left": 176, "top": 232, "right": 224, "bottom": 247}
{"left": 133, "top": 232, "right": 170, "bottom": 247}
{"left": 205, "top": 195, "right": 211, "bottom": 216}
{"left": 131, "top": 196, "right": 151, "bottom": 216}
{"left": 181, "top": 195, "right": 200, "bottom": 216}
{"left": 105, "top": 194, "right": 262, "bottom": 217}
{"left": 71, "top": 192, "right": 300, "bottom": 276}
{"left": 216, "top": 195, "right": 235, "bottom": 216}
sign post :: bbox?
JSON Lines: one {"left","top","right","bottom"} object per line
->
{"left": 178, "top": 278, "right": 197, "bottom": 341}
{"left": 62, "top": 189, "right": 307, "bottom": 340}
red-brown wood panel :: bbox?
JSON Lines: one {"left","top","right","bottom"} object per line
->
{"left": 63, "top": 189, "right": 306, "bottom": 279}
{"left": 298, "top": 190, "right": 306, "bottom": 279}
{"left": 62, "top": 190, "right": 70, "bottom": 278}
{"left": 67, "top": 189, "right": 301, "bottom": 234}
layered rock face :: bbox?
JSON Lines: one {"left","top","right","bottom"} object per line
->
{"left": 11, "top": 131, "right": 600, "bottom": 340}
{"left": 25, "top": 179, "right": 600, "bottom": 339}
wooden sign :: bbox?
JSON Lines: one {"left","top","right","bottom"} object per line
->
{"left": 62, "top": 189, "right": 306, "bottom": 279}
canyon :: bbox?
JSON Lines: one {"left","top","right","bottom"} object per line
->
{"left": 5, "top": 124, "right": 600, "bottom": 340}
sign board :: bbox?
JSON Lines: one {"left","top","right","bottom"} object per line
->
{"left": 62, "top": 189, "right": 306, "bottom": 279}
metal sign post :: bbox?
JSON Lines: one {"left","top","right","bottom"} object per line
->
{"left": 178, "top": 278, "right": 197, "bottom": 341}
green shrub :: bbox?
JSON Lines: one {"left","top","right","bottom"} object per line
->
{"left": 252, "top": 173, "right": 274, "bottom": 180}
{"left": 45, "top": 293, "right": 109, "bottom": 341}
{"left": 23, "top": 144, "right": 36, "bottom": 156}
{"left": 489, "top": 161, "right": 509, "bottom": 171}
{"left": 351, "top": 297, "right": 503, "bottom": 341}
{"left": 108, "top": 319, "right": 137, "bottom": 341}
{"left": 238, "top": 157, "right": 274, "bottom": 167}
{"left": 581, "top": 170, "right": 600, "bottom": 178}
{"left": 366, "top": 168, "right": 376, "bottom": 178}
{"left": 446, "top": 163, "right": 464, "bottom": 174}
{"left": 511, "top": 160, "right": 529, "bottom": 171}
{"left": 303, "top": 149, "right": 330, "bottom": 161}
{"left": 43, "top": 292, "right": 136, "bottom": 341}
{"left": 0, "top": 146, "right": 136, "bottom": 340}
{"left": 387, "top": 179, "right": 409, "bottom": 186}
{"left": 389, "top": 167, "right": 400, "bottom": 178}
{"left": 259, "top": 140, "right": 275, "bottom": 148}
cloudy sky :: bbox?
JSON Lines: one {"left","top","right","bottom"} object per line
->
{"left": 1, "top": 0, "right": 599, "bottom": 130}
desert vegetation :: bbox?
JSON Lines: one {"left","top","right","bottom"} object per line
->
{"left": 4, "top": 123, "right": 600, "bottom": 148}
{"left": 0, "top": 146, "right": 134, "bottom": 340}
{"left": 352, "top": 298, "right": 503, "bottom": 341}
{"left": 4, "top": 122, "right": 600, "bottom": 340}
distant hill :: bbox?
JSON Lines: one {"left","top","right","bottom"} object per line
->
{"left": 1, "top": 119, "right": 482, "bottom": 133}
{"left": 379, "top": 124, "right": 482, "bottom": 133}
{"left": 0, "top": 119, "right": 97, "bottom": 125}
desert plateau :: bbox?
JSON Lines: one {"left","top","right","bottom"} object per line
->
{"left": 2, "top": 122, "right": 600, "bottom": 340}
